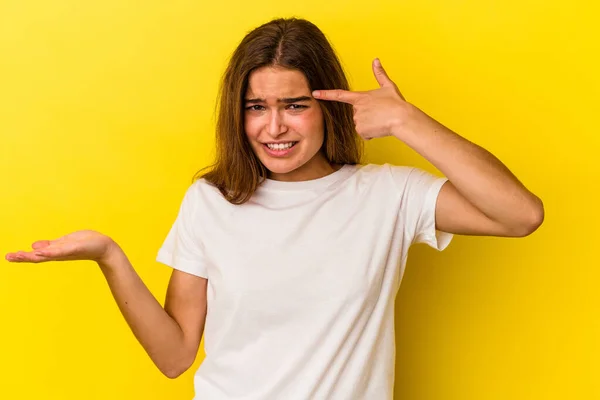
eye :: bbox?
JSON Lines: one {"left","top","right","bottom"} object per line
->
{"left": 246, "top": 105, "right": 265, "bottom": 111}
{"left": 287, "top": 104, "right": 308, "bottom": 110}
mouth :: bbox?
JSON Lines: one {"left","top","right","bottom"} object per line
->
{"left": 262, "top": 141, "right": 299, "bottom": 157}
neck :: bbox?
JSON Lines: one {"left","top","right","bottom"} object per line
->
{"left": 268, "top": 154, "right": 341, "bottom": 182}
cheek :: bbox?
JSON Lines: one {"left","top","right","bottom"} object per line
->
{"left": 244, "top": 115, "right": 262, "bottom": 140}
{"left": 290, "top": 109, "right": 324, "bottom": 137}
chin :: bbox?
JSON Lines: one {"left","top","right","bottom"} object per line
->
{"left": 261, "top": 159, "right": 303, "bottom": 176}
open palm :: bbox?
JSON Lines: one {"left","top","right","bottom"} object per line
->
{"left": 5, "top": 230, "right": 115, "bottom": 264}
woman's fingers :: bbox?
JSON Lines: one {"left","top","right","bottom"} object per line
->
{"left": 5, "top": 250, "right": 51, "bottom": 263}
{"left": 6, "top": 240, "right": 73, "bottom": 263}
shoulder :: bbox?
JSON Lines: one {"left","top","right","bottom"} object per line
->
{"left": 175, "top": 178, "right": 230, "bottom": 215}
{"left": 355, "top": 163, "right": 444, "bottom": 192}
{"left": 354, "top": 162, "right": 418, "bottom": 184}
{"left": 354, "top": 162, "right": 415, "bottom": 175}
{"left": 188, "top": 177, "right": 220, "bottom": 195}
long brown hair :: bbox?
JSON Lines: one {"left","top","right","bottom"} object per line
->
{"left": 195, "top": 17, "right": 363, "bottom": 204}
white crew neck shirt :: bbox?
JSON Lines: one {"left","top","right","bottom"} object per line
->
{"left": 157, "top": 163, "right": 453, "bottom": 399}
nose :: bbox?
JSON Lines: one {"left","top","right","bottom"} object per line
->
{"left": 266, "top": 109, "right": 288, "bottom": 137}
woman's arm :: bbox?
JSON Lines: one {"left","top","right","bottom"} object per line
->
{"left": 392, "top": 104, "right": 544, "bottom": 237}
{"left": 100, "top": 242, "right": 207, "bottom": 378}
{"left": 6, "top": 230, "right": 207, "bottom": 378}
{"left": 313, "top": 58, "right": 544, "bottom": 237}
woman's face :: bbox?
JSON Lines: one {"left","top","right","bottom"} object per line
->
{"left": 244, "top": 66, "right": 334, "bottom": 182}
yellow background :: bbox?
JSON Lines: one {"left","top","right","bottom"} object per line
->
{"left": 1, "top": 1, "right": 597, "bottom": 399}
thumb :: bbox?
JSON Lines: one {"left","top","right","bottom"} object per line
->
{"left": 32, "top": 240, "right": 52, "bottom": 250}
{"left": 372, "top": 58, "right": 394, "bottom": 88}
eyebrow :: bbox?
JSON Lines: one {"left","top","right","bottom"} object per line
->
{"left": 244, "top": 96, "right": 313, "bottom": 104}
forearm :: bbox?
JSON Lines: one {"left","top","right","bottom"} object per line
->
{"left": 97, "top": 243, "right": 192, "bottom": 377}
{"left": 394, "top": 104, "right": 544, "bottom": 227}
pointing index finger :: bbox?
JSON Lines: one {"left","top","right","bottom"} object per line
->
{"left": 312, "top": 89, "right": 361, "bottom": 104}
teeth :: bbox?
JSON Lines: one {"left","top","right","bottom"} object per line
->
{"left": 266, "top": 142, "right": 295, "bottom": 150}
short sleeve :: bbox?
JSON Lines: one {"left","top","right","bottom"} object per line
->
{"left": 156, "top": 184, "right": 210, "bottom": 278}
{"left": 391, "top": 165, "right": 453, "bottom": 251}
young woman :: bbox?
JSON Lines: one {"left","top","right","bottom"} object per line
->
{"left": 5, "top": 17, "right": 543, "bottom": 400}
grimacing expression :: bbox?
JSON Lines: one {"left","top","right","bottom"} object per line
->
{"left": 244, "top": 66, "right": 330, "bottom": 181}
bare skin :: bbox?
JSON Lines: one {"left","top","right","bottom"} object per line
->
{"left": 5, "top": 59, "right": 543, "bottom": 381}
{"left": 313, "top": 58, "right": 544, "bottom": 237}
{"left": 5, "top": 230, "right": 207, "bottom": 379}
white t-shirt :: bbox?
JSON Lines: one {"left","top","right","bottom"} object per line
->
{"left": 156, "top": 163, "right": 453, "bottom": 400}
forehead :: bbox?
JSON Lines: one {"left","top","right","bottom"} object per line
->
{"left": 246, "top": 66, "right": 310, "bottom": 98}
